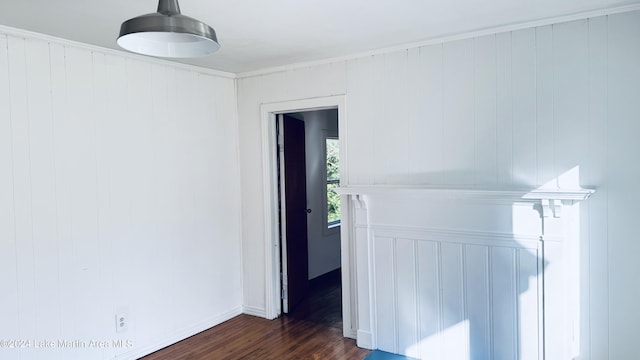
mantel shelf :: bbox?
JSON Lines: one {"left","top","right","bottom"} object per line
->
{"left": 334, "top": 185, "right": 595, "bottom": 202}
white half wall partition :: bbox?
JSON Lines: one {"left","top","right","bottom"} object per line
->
{"left": 335, "top": 186, "right": 593, "bottom": 359}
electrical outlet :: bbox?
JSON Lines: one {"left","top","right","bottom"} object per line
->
{"left": 116, "top": 313, "right": 128, "bottom": 333}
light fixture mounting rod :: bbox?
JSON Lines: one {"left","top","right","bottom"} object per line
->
{"left": 158, "top": 0, "right": 181, "bottom": 15}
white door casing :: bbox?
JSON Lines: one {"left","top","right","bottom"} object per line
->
{"left": 259, "top": 95, "right": 356, "bottom": 338}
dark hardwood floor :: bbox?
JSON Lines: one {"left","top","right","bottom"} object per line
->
{"left": 288, "top": 269, "right": 343, "bottom": 330}
{"left": 141, "top": 270, "right": 369, "bottom": 360}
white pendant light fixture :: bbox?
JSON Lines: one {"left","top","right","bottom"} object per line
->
{"left": 117, "top": 0, "right": 219, "bottom": 58}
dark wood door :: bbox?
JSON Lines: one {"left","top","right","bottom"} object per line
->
{"left": 282, "top": 115, "right": 309, "bottom": 313}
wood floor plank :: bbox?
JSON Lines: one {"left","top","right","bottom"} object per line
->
{"left": 140, "top": 314, "right": 371, "bottom": 360}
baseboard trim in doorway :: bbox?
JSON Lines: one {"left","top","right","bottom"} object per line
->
{"left": 242, "top": 305, "right": 267, "bottom": 318}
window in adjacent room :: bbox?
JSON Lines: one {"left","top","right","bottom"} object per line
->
{"left": 325, "top": 137, "right": 340, "bottom": 228}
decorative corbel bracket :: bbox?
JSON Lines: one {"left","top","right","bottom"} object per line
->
{"left": 523, "top": 188, "right": 594, "bottom": 219}
{"left": 351, "top": 194, "right": 367, "bottom": 209}
{"left": 540, "top": 199, "right": 563, "bottom": 218}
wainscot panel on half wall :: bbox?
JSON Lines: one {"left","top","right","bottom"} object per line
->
{"left": 335, "top": 187, "right": 590, "bottom": 360}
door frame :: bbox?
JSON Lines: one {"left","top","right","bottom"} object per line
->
{"left": 260, "top": 95, "right": 356, "bottom": 338}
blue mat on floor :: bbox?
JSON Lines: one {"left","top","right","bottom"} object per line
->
{"left": 365, "top": 350, "right": 417, "bottom": 360}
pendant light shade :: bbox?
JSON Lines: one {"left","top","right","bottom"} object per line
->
{"left": 117, "top": 0, "right": 219, "bottom": 58}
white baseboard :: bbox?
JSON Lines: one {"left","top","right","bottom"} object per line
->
{"left": 357, "top": 330, "right": 374, "bottom": 350}
{"left": 344, "top": 328, "right": 357, "bottom": 340}
{"left": 116, "top": 306, "right": 243, "bottom": 360}
{"left": 242, "top": 305, "right": 267, "bottom": 318}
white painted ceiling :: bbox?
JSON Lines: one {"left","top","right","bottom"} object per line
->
{"left": 0, "top": 0, "right": 637, "bottom": 73}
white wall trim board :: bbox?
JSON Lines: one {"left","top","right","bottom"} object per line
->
{"left": 115, "top": 307, "right": 242, "bottom": 360}
{"left": 231, "top": 78, "right": 247, "bottom": 314}
{"left": 242, "top": 305, "right": 267, "bottom": 318}
{"left": 370, "top": 225, "right": 565, "bottom": 244}
{"left": 336, "top": 186, "right": 594, "bottom": 219}
{"left": 335, "top": 185, "right": 594, "bottom": 201}
{"left": 357, "top": 329, "right": 374, "bottom": 350}
{"left": 369, "top": 226, "right": 543, "bottom": 248}
{"left": 236, "top": 3, "right": 640, "bottom": 79}
{"left": 0, "top": 24, "right": 236, "bottom": 79}
{"left": 260, "top": 96, "right": 348, "bottom": 118}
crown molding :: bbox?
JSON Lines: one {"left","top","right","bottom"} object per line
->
{"left": 0, "top": 24, "right": 236, "bottom": 79}
{"left": 237, "top": 3, "right": 640, "bottom": 79}
{"left": 2, "top": 3, "right": 639, "bottom": 80}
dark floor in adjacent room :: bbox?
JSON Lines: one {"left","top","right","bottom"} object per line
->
{"left": 288, "top": 268, "right": 344, "bottom": 330}
{"left": 140, "top": 269, "right": 370, "bottom": 360}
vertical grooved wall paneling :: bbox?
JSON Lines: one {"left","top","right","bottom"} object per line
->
{"left": 442, "top": 39, "right": 475, "bottom": 185}
{"left": 395, "top": 238, "right": 418, "bottom": 358}
{"left": 236, "top": 10, "right": 640, "bottom": 359}
{"left": 511, "top": 29, "right": 537, "bottom": 186}
{"left": 370, "top": 231, "right": 543, "bottom": 359}
{"left": 607, "top": 11, "right": 640, "bottom": 360}
{"left": 373, "top": 236, "right": 396, "bottom": 352}
{"left": 0, "top": 27, "right": 242, "bottom": 359}
{"left": 408, "top": 45, "right": 444, "bottom": 185}
{"left": 26, "top": 38, "right": 63, "bottom": 359}
{"left": 382, "top": 51, "right": 409, "bottom": 184}
{"left": 370, "top": 55, "right": 386, "bottom": 184}
{"left": 50, "top": 41, "right": 74, "bottom": 359}
{"left": 586, "top": 14, "right": 608, "bottom": 360}
{"left": 554, "top": 20, "right": 589, "bottom": 188}
{"left": 236, "top": 74, "right": 266, "bottom": 313}
{"left": 535, "top": 25, "right": 554, "bottom": 187}
{"left": 495, "top": 32, "right": 514, "bottom": 185}
{"left": 439, "top": 242, "right": 466, "bottom": 358}
{"left": 345, "top": 56, "right": 375, "bottom": 185}
{"left": 66, "top": 47, "right": 100, "bottom": 358}
{"left": 553, "top": 21, "right": 590, "bottom": 359}
{"left": 416, "top": 241, "right": 440, "bottom": 358}
{"left": 8, "top": 37, "right": 37, "bottom": 358}
{"left": 465, "top": 245, "right": 491, "bottom": 359}
{"left": 0, "top": 34, "right": 20, "bottom": 360}
{"left": 474, "top": 36, "right": 498, "bottom": 185}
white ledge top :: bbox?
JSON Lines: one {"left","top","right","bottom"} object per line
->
{"left": 334, "top": 185, "right": 595, "bottom": 201}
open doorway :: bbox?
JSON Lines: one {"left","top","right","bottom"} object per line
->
{"left": 260, "top": 95, "right": 354, "bottom": 339}
{"left": 277, "top": 109, "right": 342, "bottom": 330}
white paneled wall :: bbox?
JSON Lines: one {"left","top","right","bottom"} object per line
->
{"left": 237, "top": 11, "right": 640, "bottom": 359}
{"left": 349, "top": 192, "right": 552, "bottom": 360}
{"left": 372, "top": 234, "right": 542, "bottom": 359}
{"left": 0, "top": 33, "right": 242, "bottom": 359}
{"left": 607, "top": 11, "right": 640, "bottom": 359}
